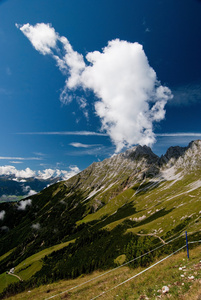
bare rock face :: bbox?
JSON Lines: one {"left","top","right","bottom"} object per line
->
{"left": 123, "top": 145, "right": 159, "bottom": 164}
{"left": 64, "top": 140, "right": 201, "bottom": 206}
{"left": 163, "top": 146, "right": 187, "bottom": 161}
{"left": 172, "top": 140, "right": 201, "bottom": 170}
{"left": 159, "top": 140, "right": 201, "bottom": 170}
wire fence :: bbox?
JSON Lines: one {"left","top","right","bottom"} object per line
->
{"left": 90, "top": 239, "right": 201, "bottom": 300}
{"left": 90, "top": 244, "right": 187, "bottom": 300}
{"left": 45, "top": 232, "right": 199, "bottom": 300}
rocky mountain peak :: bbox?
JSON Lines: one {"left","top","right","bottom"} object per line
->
{"left": 187, "top": 139, "right": 201, "bottom": 152}
{"left": 122, "top": 145, "right": 159, "bottom": 164}
{"left": 163, "top": 145, "right": 187, "bottom": 161}
{"left": 159, "top": 140, "right": 201, "bottom": 170}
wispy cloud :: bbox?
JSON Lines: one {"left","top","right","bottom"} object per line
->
{"left": 69, "top": 142, "right": 101, "bottom": 148}
{"left": 18, "top": 23, "right": 173, "bottom": 152}
{"left": 76, "top": 97, "right": 89, "bottom": 120}
{"left": 156, "top": 133, "right": 201, "bottom": 137}
{"left": 170, "top": 83, "right": 201, "bottom": 106}
{"left": 143, "top": 18, "right": 151, "bottom": 33}
{"left": 66, "top": 145, "right": 115, "bottom": 157}
{"left": 17, "top": 131, "right": 107, "bottom": 136}
{"left": 0, "top": 87, "right": 11, "bottom": 95}
{"left": 33, "top": 152, "right": 46, "bottom": 156}
{"left": 6, "top": 67, "right": 12, "bottom": 76}
{"left": 0, "top": 156, "right": 42, "bottom": 160}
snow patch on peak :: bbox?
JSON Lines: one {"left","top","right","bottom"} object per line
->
{"left": 161, "top": 166, "right": 183, "bottom": 182}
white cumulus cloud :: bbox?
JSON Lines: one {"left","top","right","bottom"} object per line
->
{"left": 18, "top": 23, "right": 173, "bottom": 152}
{"left": 0, "top": 166, "right": 35, "bottom": 178}
{"left": 37, "top": 168, "right": 56, "bottom": 180}
{"left": 81, "top": 40, "right": 172, "bottom": 151}
{"left": 16, "top": 23, "right": 85, "bottom": 104}
{"left": 36, "top": 166, "right": 80, "bottom": 180}
{"left": 0, "top": 165, "right": 80, "bottom": 181}
{"left": 60, "top": 166, "right": 81, "bottom": 180}
{"left": 16, "top": 23, "right": 58, "bottom": 55}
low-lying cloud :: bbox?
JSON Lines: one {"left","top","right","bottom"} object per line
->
{"left": 0, "top": 165, "right": 80, "bottom": 180}
{"left": 18, "top": 23, "right": 173, "bottom": 152}
{"left": 37, "top": 166, "right": 80, "bottom": 180}
{"left": 32, "top": 222, "right": 40, "bottom": 230}
{"left": 0, "top": 166, "right": 35, "bottom": 178}
{"left": 17, "top": 199, "right": 32, "bottom": 210}
{"left": 0, "top": 210, "right": 5, "bottom": 220}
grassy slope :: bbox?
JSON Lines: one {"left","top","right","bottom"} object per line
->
{"left": 0, "top": 273, "right": 19, "bottom": 295}
{"left": 1, "top": 146, "right": 201, "bottom": 297}
{"left": 0, "top": 240, "right": 75, "bottom": 293}
{"left": 78, "top": 170, "right": 201, "bottom": 237}
{"left": 1, "top": 167, "right": 201, "bottom": 294}
{"left": 0, "top": 249, "right": 16, "bottom": 264}
{"left": 4, "top": 244, "right": 201, "bottom": 300}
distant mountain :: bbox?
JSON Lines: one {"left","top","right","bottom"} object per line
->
{"left": 0, "top": 175, "right": 64, "bottom": 203}
{"left": 0, "top": 140, "right": 201, "bottom": 297}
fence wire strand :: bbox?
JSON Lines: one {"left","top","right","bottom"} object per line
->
{"left": 45, "top": 233, "right": 185, "bottom": 300}
{"left": 90, "top": 244, "right": 187, "bottom": 300}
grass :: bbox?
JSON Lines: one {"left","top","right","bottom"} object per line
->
{"left": 1, "top": 150, "right": 201, "bottom": 299}
{"left": 95, "top": 171, "right": 201, "bottom": 236}
{"left": 0, "top": 239, "right": 75, "bottom": 293}
{"left": 77, "top": 187, "right": 135, "bottom": 225}
{"left": 4, "top": 244, "right": 201, "bottom": 299}
{"left": 0, "top": 249, "right": 16, "bottom": 263}
{"left": 0, "top": 273, "right": 19, "bottom": 293}
{"left": 15, "top": 239, "right": 75, "bottom": 281}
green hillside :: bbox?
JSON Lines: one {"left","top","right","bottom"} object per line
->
{"left": 2, "top": 244, "right": 201, "bottom": 300}
{"left": 0, "top": 141, "right": 201, "bottom": 298}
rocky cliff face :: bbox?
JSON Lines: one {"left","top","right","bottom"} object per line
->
{"left": 66, "top": 140, "right": 201, "bottom": 199}
{"left": 160, "top": 140, "right": 201, "bottom": 170}
{"left": 64, "top": 144, "right": 161, "bottom": 204}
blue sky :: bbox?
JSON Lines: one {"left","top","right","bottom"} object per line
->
{"left": 0, "top": 0, "right": 201, "bottom": 178}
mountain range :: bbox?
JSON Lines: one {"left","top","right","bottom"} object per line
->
{"left": 0, "top": 140, "right": 201, "bottom": 297}
{"left": 0, "top": 176, "right": 63, "bottom": 203}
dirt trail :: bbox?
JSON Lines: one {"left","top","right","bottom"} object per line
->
{"left": 137, "top": 233, "right": 166, "bottom": 244}
{"left": 8, "top": 272, "right": 23, "bottom": 281}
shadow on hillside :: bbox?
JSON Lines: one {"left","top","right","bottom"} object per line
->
{"left": 134, "top": 207, "right": 174, "bottom": 228}
{"left": 93, "top": 207, "right": 174, "bottom": 232}
{"left": 132, "top": 180, "right": 163, "bottom": 196}
{"left": 90, "top": 203, "right": 137, "bottom": 230}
